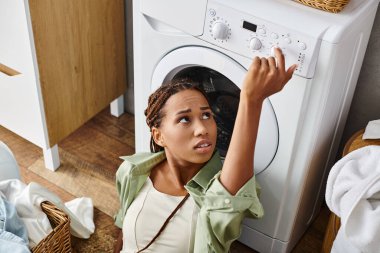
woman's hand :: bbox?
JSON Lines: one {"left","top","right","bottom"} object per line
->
{"left": 241, "top": 47, "right": 297, "bottom": 103}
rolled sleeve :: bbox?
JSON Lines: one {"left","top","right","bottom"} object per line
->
{"left": 192, "top": 172, "right": 264, "bottom": 253}
{"left": 203, "top": 172, "right": 263, "bottom": 217}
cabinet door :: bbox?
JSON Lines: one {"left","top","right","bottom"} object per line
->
{"left": 28, "top": 0, "right": 127, "bottom": 146}
{"left": 0, "top": 0, "right": 47, "bottom": 148}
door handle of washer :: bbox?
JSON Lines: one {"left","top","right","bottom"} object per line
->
{"left": 0, "top": 63, "right": 21, "bottom": 76}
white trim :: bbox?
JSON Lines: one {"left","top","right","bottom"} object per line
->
{"left": 110, "top": 95, "right": 125, "bottom": 117}
{"left": 43, "top": 145, "right": 60, "bottom": 171}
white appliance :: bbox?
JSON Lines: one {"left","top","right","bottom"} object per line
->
{"left": 132, "top": 0, "right": 379, "bottom": 252}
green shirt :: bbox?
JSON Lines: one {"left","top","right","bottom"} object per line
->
{"left": 114, "top": 151, "right": 264, "bottom": 253}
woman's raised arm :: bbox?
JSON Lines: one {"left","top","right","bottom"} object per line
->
{"left": 219, "top": 47, "right": 297, "bottom": 195}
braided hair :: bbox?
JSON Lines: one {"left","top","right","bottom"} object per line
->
{"left": 144, "top": 79, "right": 208, "bottom": 153}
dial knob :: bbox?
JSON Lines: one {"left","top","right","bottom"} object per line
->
{"left": 284, "top": 37, "right": 292, "bottom": 44}
{"left": 298, "top": 42, "right": 307, "bottom": 50}
{"left": 212, "top": 21, "right": 229, "bottom": 40}
{"left": 249, "top": 38, "right": 262, "bottom": 50}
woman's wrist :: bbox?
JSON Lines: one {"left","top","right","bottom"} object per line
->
{"left": 240, "top": 92, "right": 265, "bottom": 108}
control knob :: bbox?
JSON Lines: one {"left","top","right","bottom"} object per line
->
{"left": 249, "top": 38, "right": 262, "bottom": 51}
{"left": 212, "top": 21, "right": 229, "bottom": 40}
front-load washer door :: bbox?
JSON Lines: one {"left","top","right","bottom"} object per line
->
{"left": 151, "top": 46, "right": 279, "bottom": 174}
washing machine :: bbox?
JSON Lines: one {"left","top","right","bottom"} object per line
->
{"left": 132, "top": 0, "right": 379, "bottom": 252}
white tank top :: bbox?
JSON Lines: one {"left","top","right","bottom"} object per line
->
{"left": 121, "top": 178, "right": 198, "bottom": 253}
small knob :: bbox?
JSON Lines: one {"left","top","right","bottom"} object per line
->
{"left": 271, "top": 33, "right": 279, "bottom": 39}
{"left": 249, "top": 38, "right": 262, "bottom": 51}
{"left": 257, "top": 28, "right": 266, "bottom": 35}
{"left": 212, "top": 22, "right": 229, "bottom": 40}
{"left": 298, "top": 42, "right": 307, "bottom": 50}
{"left": 284, "top": 37, "right": 292, "bottom": 44}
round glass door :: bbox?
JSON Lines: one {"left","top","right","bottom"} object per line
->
{"left": 152, "top": 47, "right": 279, "bottom": 174}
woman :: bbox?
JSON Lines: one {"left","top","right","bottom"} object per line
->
{"left": 114, "top": 47, "right": 297, "bottom": 253}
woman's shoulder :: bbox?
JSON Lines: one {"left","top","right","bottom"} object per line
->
{"left": 119, "top": 151, "right": 163, "bottom": 164}
{"left": 117, "top": 151, "right": 166, "bottom": 178}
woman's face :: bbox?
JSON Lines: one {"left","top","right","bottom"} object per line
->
{"left": 152, "top": 89, "right": 217, "bottom": 167}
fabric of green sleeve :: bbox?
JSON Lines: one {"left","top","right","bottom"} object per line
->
{"left": 188, "top": 172, "right": 264, "bottom": 253}
{"left": 114, "top": 159, "right": 134, "bottom": 228}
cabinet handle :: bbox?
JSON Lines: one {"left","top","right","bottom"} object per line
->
{"left": 0, "top": 63, "right": 21, "bottom": 76}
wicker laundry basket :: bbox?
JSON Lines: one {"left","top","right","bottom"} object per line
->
{"left": 295, "top": 0, "right": 350, "bottom": 13}
{"left": 31, "top": 201, "right": 72, "bottom": 253}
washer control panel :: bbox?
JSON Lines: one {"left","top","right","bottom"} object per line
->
{"left": 199, "top": 2, "right": 321, "bottom": 78}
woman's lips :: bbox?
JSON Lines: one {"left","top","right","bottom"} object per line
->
{"left": 194, "top": 140, "right": 213, "bottom": 153}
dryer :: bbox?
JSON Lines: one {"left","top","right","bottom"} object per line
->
{"left": 132, "top": 0, "right": 379, "bottom": 252}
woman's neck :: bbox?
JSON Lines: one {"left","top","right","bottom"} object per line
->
{"left": 166, "top": 158, "right": 203, "bottom": 186}
{"left": 149, "top": 155, "right": 203, "bottom": 196}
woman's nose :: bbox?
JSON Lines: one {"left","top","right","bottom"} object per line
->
{"left": 194, "top": 120, "right": 208, "bottom": 136}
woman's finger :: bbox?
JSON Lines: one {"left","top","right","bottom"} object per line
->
{"left": 268, "top": 57, "right": 276, "bottom": 71}
{"left": 252, "top": 56, "right": 261, "bottom": 70}
{"left": 274, "top": 47, "right": 285, "bottom": 73}
{"left": 286, "top": 64, "right": 298, "bottom": 81}
{"left": 260, "top": 57, "right": 269, "bottom": 72}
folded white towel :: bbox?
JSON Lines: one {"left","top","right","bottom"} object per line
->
{"left": 325, "top": 145, "right": 380, "bottom": 253}
{"left": 363, "top": 119, "right": 380, "bottom": 140}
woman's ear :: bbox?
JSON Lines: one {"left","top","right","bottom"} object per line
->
{"left": 152, "top": 127, "right": 165, "bottom": 147}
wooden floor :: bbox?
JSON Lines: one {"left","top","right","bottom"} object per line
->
{"left": 0, "top": 107, "right": 329, "bottom": 252}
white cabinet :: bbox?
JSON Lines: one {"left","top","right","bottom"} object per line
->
{"left": 0, "top": 0, "right": 47, "bottom": 151}
{"left": 0, "top": 0, "right": 127, "bottom": 170}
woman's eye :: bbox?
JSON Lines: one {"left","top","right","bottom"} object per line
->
{"left": 179, "top": 117, "right": 190, "bottom": 123}
{"left": 202, "top": 112, "right": 212, "bottom": 120}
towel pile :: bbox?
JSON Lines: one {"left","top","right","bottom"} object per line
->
{"left": 325, "top": 145, "right": 380, "bottom": 253}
